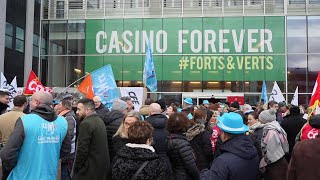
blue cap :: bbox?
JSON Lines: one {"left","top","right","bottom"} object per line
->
{"left": 177, "top": 108, "right": 182, "bottom": 113}
{"left": 187, "top": 113, "right": 193, "bottom": 120}
{"left": 53, "top": 99, "right": 60, "bottom": 105}
{"left": 203, "top": 100, "right": 209, "bottom": 105}
{"left": 184, "top": 98, "right": 193, "bottom": 105}
{"left": 217, "top": 112, "right": 248, "bottom": 134}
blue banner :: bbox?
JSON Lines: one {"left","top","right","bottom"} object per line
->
{"left": 143, "top": 39, "right": 157, "bottom": 92}
{"left": 91, "top": 65, "right": 120, "bottom": 108}
{"left": 261, "top": 81, "right": 268, "bottom": 103}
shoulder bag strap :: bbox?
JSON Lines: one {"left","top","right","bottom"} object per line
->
{"left": 130, "top": 160, "right": 150, "bottom": 180}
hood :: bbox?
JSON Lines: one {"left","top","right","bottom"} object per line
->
{"left": 139, "top": 105, "right": 149, "bottom": 116}
{"left": 186, "top": 123, "right": 205, "bottom": 141}
{"left": 31, "top": 104, "right": 57, "bottom": 122}
{"left": 145, "top": 114, "right": 167, "bottom": 129}
{"left": 220, "top": 135, "right": 258, "bottom": 160}
{"left": 117, "top": 145, "right": 159, "bottom": 161}
{"left": 96, "top": 103, "right": 107, "bottom": 110}
{"left": 103, "top": 110, "right": 124, "bottom": 124}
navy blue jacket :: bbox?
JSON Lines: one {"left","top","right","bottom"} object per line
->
{"left": 200, "top": 135, "right": 259, "bottom": 180}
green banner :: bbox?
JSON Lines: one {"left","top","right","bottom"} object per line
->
{"left": 85, "top": 17, "right": 285, "bottom": 81}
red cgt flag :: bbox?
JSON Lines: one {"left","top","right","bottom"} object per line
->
{"left": 24, "top": 70, "right": 51, "bottom": 95}
{"left": 309, "top": 71, "right": 320, "bottom": 117}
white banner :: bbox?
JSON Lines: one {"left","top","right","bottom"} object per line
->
{"left": 269, "top": 81, "right": 286, "bottom": 103}
{"left": 119, "top": 87, "right": 144, "bottom": 111}
{"left": 291, "top": 86, "right": 298, "bottom": 106}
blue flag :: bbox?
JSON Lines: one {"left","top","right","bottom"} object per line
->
{"left": 91, "top": 65, "right": 120, "bottom": 109}
{"left": 261, "top": 81, "right": 268, "bottom": 103}
{"left": 143, "top": 39, "right": 157, "bottom": 92}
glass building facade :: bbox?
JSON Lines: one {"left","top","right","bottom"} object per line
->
{"left": 40, "top": 0, "right": 320, "bottom": 104}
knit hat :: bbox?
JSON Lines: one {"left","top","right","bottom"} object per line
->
{"left": 112, "top": 99, "right": 128, "bottom": 111}
{"left": 259, "top": 109, "right": 277, "bottom": 124}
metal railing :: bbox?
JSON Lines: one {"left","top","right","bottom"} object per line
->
{"left": 42, "top": 0, "right": 320, "bottom": 19}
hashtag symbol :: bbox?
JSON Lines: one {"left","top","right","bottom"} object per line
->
{"left": 179, "top": 56, "right": 189, "bottom": 70}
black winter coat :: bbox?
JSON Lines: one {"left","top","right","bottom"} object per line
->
{"left": 186, "top": 124, "right": 213, "bottom": 171}
{"left": 95, "top": 103, "right": 109, "bottom": 118}
{"left": 112, "top": 145, "right": 171, "bottom": 180}
{"left": 112, "top": 135, "right": 128, "bottom": 162}
{"left": 281, "top": 113, "right": 306, "bottom": 160}
{"left": 103, "top": 110, "right": 125, "bottom": 160}
{"left": 145, "top": 114, "right": 170, "bottom": 166}
{"left": 200, "top": 135, "right": 259, "bottom": 180}
{"left": 248, "top": 123, "right": 265, "bottom": 160}
{"left": 167, "top": 134, "right": 199, "bottom": 180}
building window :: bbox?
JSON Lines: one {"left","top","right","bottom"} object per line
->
{"left": 33, "top": 34, "right": 40, "bottom": 57}
{"left": 56, "top": 1, "right": 65, "bottom": 18}
{"left": 5, "top": 22, "right": 13, "bottom": 49}
{"left": 15, "top": 27, "right": 25, "bottom": 52}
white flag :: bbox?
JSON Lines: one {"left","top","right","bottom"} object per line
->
{"left": 0, "top": 72, "right": 8, "bottom": 89}
{"left": 119, "top": 87, "right": 144, "bottom": 111}
{"left": 8, "top": 77, "right": 18, "bottom": 109}
{"left": 269, "top": 81, "right": 286, "bottom": 103}
{"left": 291, "top": 86, "right": 298, "bottom": 106}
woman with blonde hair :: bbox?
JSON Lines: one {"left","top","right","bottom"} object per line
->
{"left": 112, "top": 111, "right": 141, "bottom": 158}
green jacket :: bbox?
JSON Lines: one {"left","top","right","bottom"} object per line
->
{"left": 75, "top": 113, "right": 110, "bottom": 180}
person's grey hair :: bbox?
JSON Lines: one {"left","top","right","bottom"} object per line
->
{"left": 242, "top": 104, "right": 252, "bottom": 111}
{"left": 121, "top": 96, "right": 131, "bottom": 102}
{"left": 61, "top": 99, "right": 72, "bottom": 110}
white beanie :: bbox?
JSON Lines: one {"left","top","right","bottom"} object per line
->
{"left": 112, "top": 99, "right": 128, "bottom": 111}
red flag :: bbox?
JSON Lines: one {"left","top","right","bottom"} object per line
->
{"left": 24, "top": 70, "right": 51, "bottom": 95}
{"left": 309, "top": 72, "right": 320, "bottom": 117}
{"left": 78, "top": 74, "right": 94, "bottom": 99}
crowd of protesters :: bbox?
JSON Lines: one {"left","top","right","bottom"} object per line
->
{"left": 0, "top": 89, "right": 319, "bottom": 180}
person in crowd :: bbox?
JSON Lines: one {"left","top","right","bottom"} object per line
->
{"left": 267, "top": 100, "right": 278, "bottom": 110}
{"left": 281, "top": 105, "right": 306, "bottom": 162}
{"left": 296, "top": 114, "right": 320, "bottom": 142}
{"left": 183, "top": 97, "right": 193, "bottom": 108}
{"left": 255, "top": 102, "right": 265, "bottom": 115}
{"left": 75, "top": 98, "right": 110, "bottom": 180}
{"left": 0, "top": 90, "right": 10, "bottom": 115}
{"left": 121, "top": 96, "right": 134, "bottom": 112}
{"left": 167, "top": 113, "right": 199, "bottom": 180}
{"left": 54, "top": 99, "right": 77, "bottom": 180}
{"left": 0, "top": 95, "right": 27, "bottom": 146}
{"left": 247, "top": 112, "right": 265, "bottom": 160}
{"left": 202, "top": 100, "right": 209, "bottom": 108}
{"left": 103, "top": 99, "right": 128, "bottom": 161}
{"left": 242, "top": 104, "right": 254, "bottom": 115}
{"left": 209, "top": 110, "right": 222, "bottom": 157}
{"left": 200, "top": 112, "right": 259, "bottom": 180}
{"left": 166, "top": 104, "right": 177, "bottom": 117}
{"left": 186, "top": 108, "right": 213, "bottom": 171}
{"left": 112, "top": 111, "right": 141, "bottom": 159}
{"left": 229, "top": 101, "right": 240, "bottom": 112}
{"left": 145, "top": 103, "right": 171, "bottom": 168}
{"left": 139, "top": 98, "right": 154, "bottom": 119}
{"left": 259, "top": 109, "right": 289, "bottom": 180}
{"left": 287, "top": 134, "right": 320, "bottom": 180}
{"left": 0, "top": 91, "right": 70, "bottom": 180}
{"left": 156, "top": 98, "right": 167, "bottom": 116}
{"left": 112, "top": 121, "right": 171, "bottom": 180}
{"left": 93, "top": 96, "right": 109, "bottom": 118}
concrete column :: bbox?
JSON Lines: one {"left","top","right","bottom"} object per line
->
{"left": 0, "top": 0, "right": 7, "bottom": 73}
{"left": 24, "top": 0, "right": 35, "bottom": 85}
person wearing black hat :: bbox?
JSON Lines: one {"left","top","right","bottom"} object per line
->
{"left": 229, "top": 101, "right": 240, "bottom": 112}
{"left": 200, "top": 112, "right": 259, "bottom": 180}
{"left": 281, "top": 106, "right": 306, "bottom": 162}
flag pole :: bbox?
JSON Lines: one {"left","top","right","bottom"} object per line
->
{"left": 61, "top": 74, "right": 88, "bottom": 94}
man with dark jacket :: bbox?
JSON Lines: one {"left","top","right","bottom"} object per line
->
{"left": 55, "top": 99, "right": 77, "bottom": 180}
{"left": 75, "top": 98, "right": 110, "bottom": 180}
{"left": 0, "top": 90, "right": 10, "bottom": 115}
{"left": 0, "top": 91, "right": 70, "bottom": 180}
{"left": 287, "top": 135, "right": 320, "bottom": 180}
{"left": 200, "top": 112, "right": 259, "bottom": 180}
{"left": 145, "top": 103, "right": 171, "bottom": 168}
{"left": 103, "top": 99, "right": 128, "bottom": 160}
{"left": 93, "top": 96, "right": 109, "bottom": 117}
{"left": 281, "top": 106, "right": 306, "bottom": 162}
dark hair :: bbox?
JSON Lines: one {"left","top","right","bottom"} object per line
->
{"left": 208, "top": 103, "right": 219, "bottom": 111}
{"left": 248, "top": 112, "right": 259, "bottom": 120}
{"left": 156, "top": 98, "right": 166, "bottom": 111}
{"left": 61, "top": 99, "right": 72, "bottom": 110}
{"left": 167, "top": 113, "right": 190, "bottom": 134}
{"left": 121, "top": 96, "right": 131, "bottom": 102}
{"left": 78, "top": 98, "right": 95, "bottom": 111}
{"left": 13, "top": 95, "right": 27, "bottom": 107}
{"left": 0, "top": 91, "right": 9, "bottom": 96}
{"left": 173, "top": 102, "right": 181, "bottom": 108}
{"left": 230, "top": 101, "right": 240, "bottom": 109}
{"left": 301, "top": 104, "right": 308, "bottom": 110}
{"left": 193, "top": 108, "right": 207, "bottom": 121}
{"left": 169, "top": 104, "right": 178, "bottom": 113}
{"left": 128, "top": 121, "right": 153, "bottom": 144}
{"left": 236, "top": 111, "right": 248, "bottom": 125}
{"left": 144, "top": 98, "right": 154, "bottom": 105}
{"left": 222, "top": 131, "right": 244, "bottom": 138}
{"left": 268, "top": 100, "right": 278, "bottom": 109}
